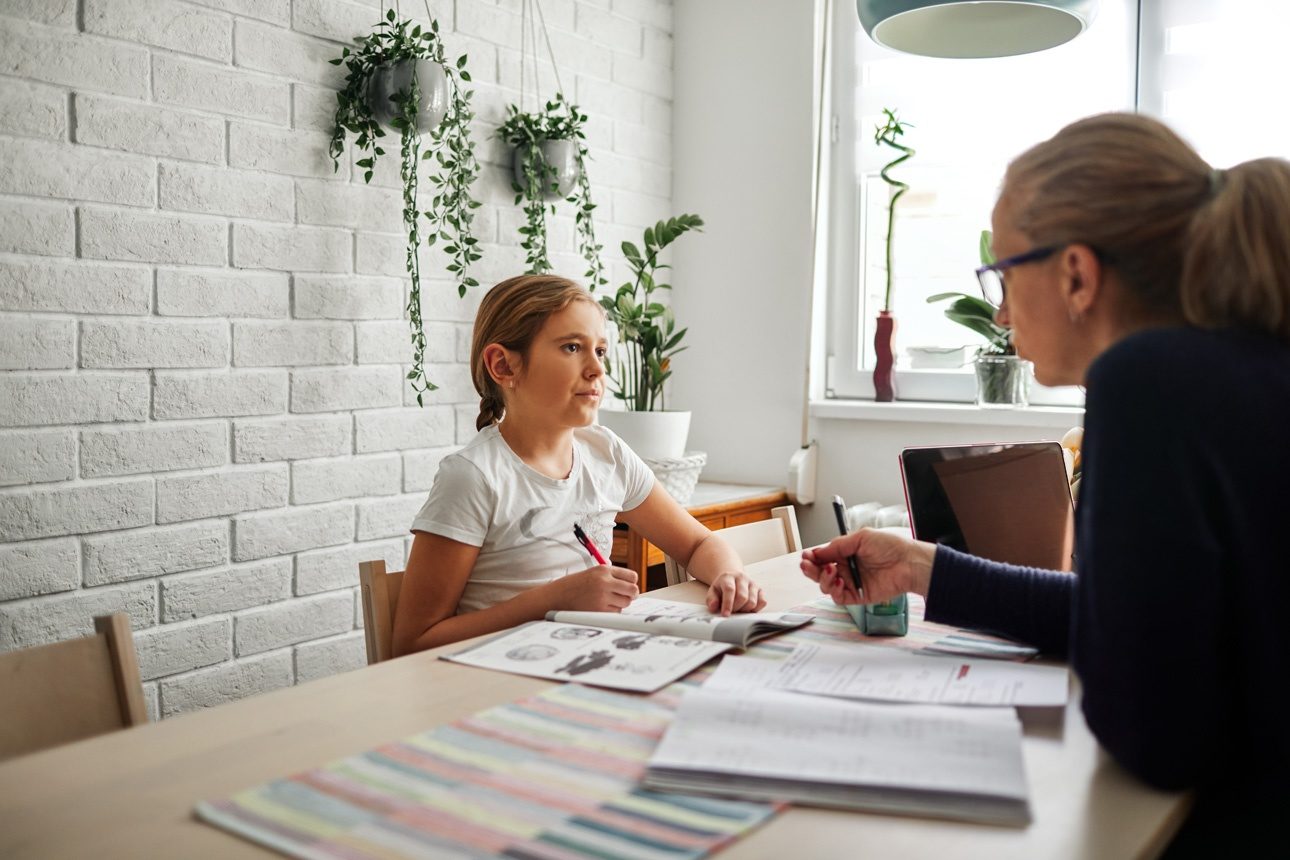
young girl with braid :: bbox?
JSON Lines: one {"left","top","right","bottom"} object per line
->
{"left": 395, "top": 275, "right": 765, "bottom": 656}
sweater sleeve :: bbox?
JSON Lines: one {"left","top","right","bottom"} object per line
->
{"left": 924, "top": 545, "right": 1075, "bottom": 657}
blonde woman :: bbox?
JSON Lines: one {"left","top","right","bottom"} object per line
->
{"left": 394, "top": 275, "right": 765, "bottom": 656}
{"left": 803, "top": 113, "right": 1290, "bottom": 853}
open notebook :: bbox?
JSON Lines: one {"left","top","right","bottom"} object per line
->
{"left": 442, "top": 599, "right": 812, "bottom": 693}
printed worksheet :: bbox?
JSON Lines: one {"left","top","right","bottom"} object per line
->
{"left": 443, "top": 620, "right": 731, "bottom": 692}
{"left": 551, "top": 598, "right": 812, "bottom": 647}
{"left": 704, "top": 640, "right": 1068, "bottom": 706}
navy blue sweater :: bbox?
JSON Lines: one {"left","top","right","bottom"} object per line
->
{"left": 924, "top": 327, "right": 1290, "bottom": 850}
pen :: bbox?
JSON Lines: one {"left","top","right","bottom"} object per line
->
{"left": 573, "top": 523, "right": 608, "bottom": 565}
{"left": 831, "top": 495, "right": 864, "bottom": 593}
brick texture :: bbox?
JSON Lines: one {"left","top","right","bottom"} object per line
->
{"left": 0, "top": 0, "right": 674, "bottom": 716}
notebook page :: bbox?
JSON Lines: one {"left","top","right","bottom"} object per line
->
{"left": 650, "top": 689, "right": 1029, "bottom": 802}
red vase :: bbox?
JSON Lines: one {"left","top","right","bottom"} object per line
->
{"left": 873, "top": 311, "right": 896, "bottom": 402}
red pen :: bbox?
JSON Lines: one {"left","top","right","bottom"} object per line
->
{"left": 572, "top": 523, "right": 608, "bottom": 565}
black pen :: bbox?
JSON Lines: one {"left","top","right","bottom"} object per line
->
{"left": 831, "top": 495, "right": 864, "bottom": 593}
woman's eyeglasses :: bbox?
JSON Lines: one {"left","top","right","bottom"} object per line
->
{"left": 975, "top": 246, "right": 1058, "bottom": 306}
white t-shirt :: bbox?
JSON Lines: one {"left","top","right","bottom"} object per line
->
{"left": 409, "top": 423, "right": 655, "bottom": 614}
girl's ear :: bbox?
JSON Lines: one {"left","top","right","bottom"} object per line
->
{"left": 482, "top": 343, "right": 520, "bottom": 387}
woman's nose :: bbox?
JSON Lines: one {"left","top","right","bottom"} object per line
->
{"left": 995, "top": 300, "right": 1010, "bottom": 328}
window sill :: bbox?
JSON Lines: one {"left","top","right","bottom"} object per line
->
{"left": 810, "top": 398, "right": 1083, "bottom": 430}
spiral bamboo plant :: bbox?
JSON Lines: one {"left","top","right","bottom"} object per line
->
{"left": 874, "top": 108, "right": 914, "bottom": 313}
{"left": 328, "top": 10, "right": 482, "bottom": 404}
{"left": 496, "top": 93, "right": 606, "bottom": 289}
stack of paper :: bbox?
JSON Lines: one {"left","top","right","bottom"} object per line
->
{"left": 645, "top": 688, "right": 1032, "bottom": 826}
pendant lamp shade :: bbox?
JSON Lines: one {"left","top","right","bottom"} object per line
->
{"left": 855, "top": 0, "right": 1099, "bottom": 59}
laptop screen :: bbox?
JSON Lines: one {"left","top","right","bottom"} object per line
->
{"left": 899, "top": 442, "right": 1075, "bottom": 571}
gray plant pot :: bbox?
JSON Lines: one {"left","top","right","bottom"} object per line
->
{"left": 975, "top": 354, "right": 1032, "bottom": 407}
{"left": 511, "top": 138, "right": 580, "bottom": 200}
{"left": 369, "top": 59, "right": 448, "bottom": 132}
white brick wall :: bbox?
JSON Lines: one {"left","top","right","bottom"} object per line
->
{"left": 0, "top": 0, "right": 672, "bottom": 717}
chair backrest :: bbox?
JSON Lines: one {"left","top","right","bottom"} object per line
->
{"left": 664, "top": 505, "right": 803, "bottom": 586}
{"left": 358, "top": 560, "right": 405, "bottom": 665}
{"left": 0, "top": 613, "right": 148, "bottom": 762}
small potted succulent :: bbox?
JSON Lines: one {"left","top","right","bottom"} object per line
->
{"left": 927, "top": 230, "right": 1032, "bottom": 406}
{"left": 496, "top": 92, "right": 606, "bottom": 289}
{"left": 597, "top": 214, "right": 703, "bottom": 461}
{"left": 328, "top": 10, "right": 482, "bottom": 404}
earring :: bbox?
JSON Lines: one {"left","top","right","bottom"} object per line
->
{"left": 1068, "top": 309, "right": 1083, "bottom": 325}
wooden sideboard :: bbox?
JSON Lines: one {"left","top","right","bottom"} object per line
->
{"left": 612, "top": 482, "right": 790, "bottom": 591}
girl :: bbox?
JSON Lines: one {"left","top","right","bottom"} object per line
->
{"left": 393, "top": 274, "right": 766, "bottom": 656}
{"left": 802, "top": 113, "right": 1290, "bottom": 853}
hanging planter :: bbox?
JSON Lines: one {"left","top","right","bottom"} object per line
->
{"left": 369, "top": 58, "right": 448, "bottom": 130}
{"left": 511, "top": 138, "right": 579, "bottom": 200}
{"left": 494, "top": 0, "right": 605, "bottom": 288}
{"left": 497, "top": 93, "right": 604, "bottom": 285}
{"left": 328, "top": 10, "right": 482, "bottom": 405}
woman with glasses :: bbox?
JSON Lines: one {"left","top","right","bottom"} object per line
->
{"left": 803, "top": 112, "right": 1290, "bottom": 853}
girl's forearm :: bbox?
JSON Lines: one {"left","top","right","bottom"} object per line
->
{"left": 396, "top": 580, "right": 563, "bottom": 655}
{"left": 682, "top": 533, "right": 745, "bottom": 586}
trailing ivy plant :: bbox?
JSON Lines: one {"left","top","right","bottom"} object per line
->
{"left": 328, "top": 10, "right": 482, "bottom": 404}
{"left": 496, "top": 92, "right": 606, "bottom": 289}
{"left": 600, "top": 214, "right": 704, "bottom": 412}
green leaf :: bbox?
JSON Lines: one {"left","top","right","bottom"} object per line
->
{"left": 979, "top": 229, "right": 995, "bottom": 266}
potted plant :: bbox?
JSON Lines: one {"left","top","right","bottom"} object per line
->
{"left": 927, "top": 230, "right": 1033, "bottom": 406}
{"left": 597, "top": 214, "right": 703, "bottom": 461}
{"left": 496, "top": 93, "right": 606, "bottom": 289}
{"left": 328, "top": 10, "right": 482, "bottom": 404}
{"left": 872, "top": 107, "right": 913, "bottom": 402}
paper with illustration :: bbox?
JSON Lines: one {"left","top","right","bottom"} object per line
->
{"left": 442, "top": 620, "right": 732, "bottom": 692}
{"left": 550, "top": 597, "right": 814, "bottom": 648}
{"left": 705, "top": 640, "right": 1068, "bottom": 707}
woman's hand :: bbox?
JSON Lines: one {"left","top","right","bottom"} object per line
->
{"left": 705, "top": 571, "right": 767, "bottom": 616}
{"left": 800, "top": 528, "right": 935, "bottom": 606}
{"left": 551, "top": 565, "right": 640, "bottom": 612}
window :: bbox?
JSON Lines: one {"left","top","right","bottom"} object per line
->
{"left": 825, "top": 0, "right": 1290, "bottom": 404}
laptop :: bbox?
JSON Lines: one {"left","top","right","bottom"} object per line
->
{"left": 898, "top": 442, "right": 1076, "bottom": 572}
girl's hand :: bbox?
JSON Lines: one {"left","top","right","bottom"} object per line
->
{"left": 553, "top": 565, "right": 639, "bottom": 612}
{"left": 800, "top": 528, "right": 935, "bottom": 606}
{"left": 705, "top": 572, "right": 767, "bottom": 616}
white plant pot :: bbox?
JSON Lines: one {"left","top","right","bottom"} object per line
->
{"left": 369, "top": 59, "right": 449, "bottom": 132}
{"left": 511, "top": 139, "right": 580, "bottom": 200}
{"left": 597, "top": 410, "right": 691, "bottom": 461}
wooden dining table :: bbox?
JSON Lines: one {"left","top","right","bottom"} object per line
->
{"left": 0, "top": 552, "right": 1189, "bottom": 859}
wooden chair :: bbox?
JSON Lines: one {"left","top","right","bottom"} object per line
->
{"left": 0, "top": 613, "right": 148, "bottom": 762}
{"left": 664, "top": 504, "right": 803, "bottom": 586}
{"left": 358, "top": 560, "right": 405, "bottom": 665}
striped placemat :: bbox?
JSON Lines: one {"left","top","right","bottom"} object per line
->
{"left": 196, "top": 682, "right": 780, "bottom": 859}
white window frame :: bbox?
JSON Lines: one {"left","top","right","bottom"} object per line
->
{"left": 823, "top": 0, "right": 1141, "bottom": 407}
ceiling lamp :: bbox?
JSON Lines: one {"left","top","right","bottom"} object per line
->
{"left": 855, "top": 0, "right": 1099, "bottom": 59}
